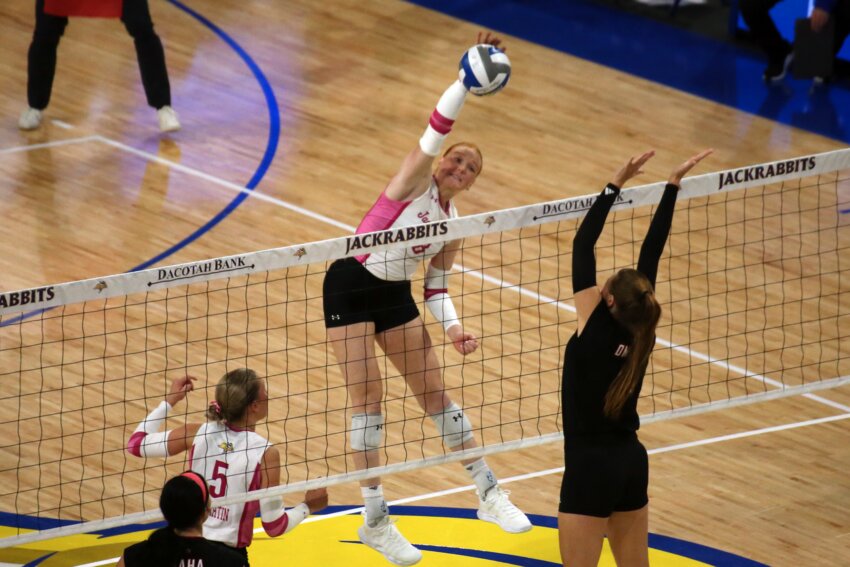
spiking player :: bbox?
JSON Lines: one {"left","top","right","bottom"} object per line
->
{"left": 321, "top": 33, "right": 530, "bottom": 566}
{"left": 127, "top": 370, "right": 328, "bottom": 565}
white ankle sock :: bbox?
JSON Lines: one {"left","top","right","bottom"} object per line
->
{"left": 362, "top": 485, "right": 388, "bottom": 527}
{"left": 465, "top": 458, "right": 497, "bottom": 500}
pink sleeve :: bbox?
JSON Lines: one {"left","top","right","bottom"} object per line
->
{"left": 262, "top": 514, "right": 290, "bottom": 537}
{"left": 354, "top": 192, "right": 411, "bottom": 262}
{"left": 126, "top": 431, "right": 146, "bottom": 457}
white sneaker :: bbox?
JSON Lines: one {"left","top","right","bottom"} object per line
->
{"left": 157, "top": 106, "right": 181, "bottom": 132}
{"left": 18, "top": 107, "right": 43, "bottom": 130}
{"left": 477, "top": 487, "right": 532, "bottom": 533}
{"left": 358, "top": 516, "right": 422, "bottom": 566}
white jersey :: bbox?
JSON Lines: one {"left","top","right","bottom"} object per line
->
{"left": 190, "top": 421, "right": 271, "bottom": 548}
{"left": 357, "top": 179, "right": 458, "bottom": 281}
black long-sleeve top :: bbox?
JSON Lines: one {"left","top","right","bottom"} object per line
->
{"left": 563, "top": 183, "right": 679, "bottom": 439}
{"left": 123, "top": 528, "right": 247, "bottom": 567}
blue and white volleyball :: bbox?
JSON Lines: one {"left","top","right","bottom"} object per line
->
{"left": 458, "top": 44, "right": 511, "bottom": 96}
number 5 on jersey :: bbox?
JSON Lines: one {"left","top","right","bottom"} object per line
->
{"left": 210, "top": 460, "right": 229, "bottom": 498}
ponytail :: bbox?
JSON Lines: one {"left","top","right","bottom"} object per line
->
{"left": 206, "top": 368, "right": 261, "bottom": 423}
{"left": 604, "top": 269, "right": 661, "bottom": 418}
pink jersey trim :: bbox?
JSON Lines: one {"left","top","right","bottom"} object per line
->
{"left": 262, "top": 512, "right": 290, "bottom": 537}
{"left": 423, "top": 288, "right": 448, "bottom": 300}
{"left": 126, "top": 431, "right": 146, "bottom": 457}
{"left": 236, "top": 463, "right": 264, "bottom": 547}
{"left": 441, "top": 195, "right": 451, "bottom": 214}
{"left": 354, "top": 191, "right": 411, "bottom": 263}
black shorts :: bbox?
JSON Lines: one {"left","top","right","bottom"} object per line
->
{"left": 558, "top": 435, "right": 648, "bottom": 517}
{"left": 323, "top": 257, "right": 420, "bottom": 333}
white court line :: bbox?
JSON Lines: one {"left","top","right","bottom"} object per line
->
{"left": 93, "top": 136, "right": 849, "bottom": 411}
{"left": 51, "top": 119, "right": 74, "bottom": 130}
{"left": 301, "top": 411, "right": 850, "bottom": 525}
{"left": 0, "top": 134, "right": 351, "bottom": 232}
{"left": 468, "top": 268, "right": 850, "bottom": 413}
{"left": 3, "top": 133, "right": 846, "bottom": 413}
{"left": 91, "top": 136, "right": 354, "bottom": 232}
{"left": 0, "top": 135, "right": 99, "bottom": 156}
{"left": 75, "top": 560, "right": 114, "bottom": 567}
{"left": 71, "top": 411, "right": 849, "bottom": 567}
{"left": 10, "top": 134, "right": 839, "bottom": 563}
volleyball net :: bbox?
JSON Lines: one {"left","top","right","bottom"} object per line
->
{"left": 1, "top": 148, "right": 848, "bottom": 547}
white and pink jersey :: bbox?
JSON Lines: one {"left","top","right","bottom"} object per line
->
{"left": 189, "top": 421, "right": 271, "bottom": 548}
{"left": 357, "top": 179, "right": 457, "bottom": 281}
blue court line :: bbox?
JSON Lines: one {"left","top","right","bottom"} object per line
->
{"left": 2, "top": 505, "right": 767, "bottom": 566}
{"left": 142, "top": 0, "right": 280, "bottom": 271}
{"left": 381, "top": 506, "right": 769, "bottom": 566}
{"left": 22, "top": 552, "right": 55, "bottom": 567}
{"left": 407, "top": 0, "right": 850, "bottom": 145}
{"left": 0, "top": 0, "right": 278, "bottom": 328}
{"left": 341, "top": 539, "right": 562, "bottom": 566}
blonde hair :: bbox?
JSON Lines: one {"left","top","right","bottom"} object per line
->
{"left": 206, "top": 368, "right": 262, "bottom": 423}
{"left": 604, "top": 269, "right": 661, "bottom": 418}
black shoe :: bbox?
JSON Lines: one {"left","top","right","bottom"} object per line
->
{"left": 763, "top": 51, "right": 794, "bottom": 83}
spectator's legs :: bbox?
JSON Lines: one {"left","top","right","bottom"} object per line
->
{"left": 27, "top": 0, "right": 69, "bottom": 110}
{"left": 832, "top": 0, "right": 850, "bottom": 56}
{"left": 122, "top": 0, "right": 171, "bottom": 109}
{"left": 740, "top": 0, "right": 792, "bottom": 80}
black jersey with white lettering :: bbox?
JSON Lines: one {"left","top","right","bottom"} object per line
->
{"left": 562, "top": 298, "right": 650, "bottom": 439}
{"left": 122, "top": 528, "right": 246, "bottom": 567}
{"left": 562, "top": 182, "right": 677, "bottom": 439}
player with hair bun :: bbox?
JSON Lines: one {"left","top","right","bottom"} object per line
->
{"left": 126, "top": 369, "right": 328, "bottom": 565}
{"left": 322, "top": 33, "right": 529, "bottom": 567}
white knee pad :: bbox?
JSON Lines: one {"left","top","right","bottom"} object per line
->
{"left": 350, "top": 413, "right": 384, "bottom": 451}
{"left": 430, "top": 402, "right": 474, "bottom": 448}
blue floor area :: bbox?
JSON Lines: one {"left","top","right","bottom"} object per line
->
{"left": 408, "top": 0, "right": 850, "bottom": 145}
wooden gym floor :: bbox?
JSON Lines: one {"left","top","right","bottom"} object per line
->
{"left": 0, "top": 1, "right": 848, "bottom": 565}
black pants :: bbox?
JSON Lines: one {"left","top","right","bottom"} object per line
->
{"left": 740, "top": 0, "right": 850, "bottom": 64}
{"left": 27, "top": 0, "right": 171, "bottom": 110}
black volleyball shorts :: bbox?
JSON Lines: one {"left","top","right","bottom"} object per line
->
{"left": 559, "top": 436, "right": 648, "bottom": 517}
{"left": 323, "top": 257, "right": 420, "bottom": 334}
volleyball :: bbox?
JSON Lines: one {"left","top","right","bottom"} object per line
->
{"left": 458, "top": 44, "right": 511, "bottom": 96}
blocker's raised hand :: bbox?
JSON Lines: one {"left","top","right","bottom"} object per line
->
{"left": 611, "top": 150, "right": 655, "bottom": 189}
{"left": 668, "top": 149, "right": 714, "bottom": 187}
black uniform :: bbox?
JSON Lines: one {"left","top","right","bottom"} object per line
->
{"left": 559, "top": 182, "right": 679, "bottom": 517}
{"left": 122, "top": 528, "right": 247, "bottom": 567}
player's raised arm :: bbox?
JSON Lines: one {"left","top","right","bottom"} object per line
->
{"left": 385, "top": 36, "right": 510, "bottom": 203}
{"left": 126, "top": 375, "right": 201, "bottom": 458}
{"left": 572, "top": 151, "right": 654, "bottom": 332}
{"left": 637, "top": 149, "right": 713, "bottom": 286}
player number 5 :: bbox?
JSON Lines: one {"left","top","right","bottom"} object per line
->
{"left": 210, "top": 460, "right": 228, "bottom": 497}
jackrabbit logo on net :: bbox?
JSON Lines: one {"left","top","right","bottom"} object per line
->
{"left": 344, "top": 221, "right": 448, "bottom": 255}
{"left": 0, "top": 286, "right": 54, "bottom": 309}
{"left": 717, "top": 156, "right": 816, "bottom": 190}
